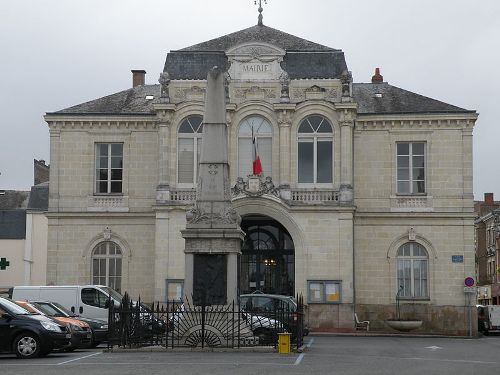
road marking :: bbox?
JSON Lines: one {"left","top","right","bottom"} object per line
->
{"left": 425, "top": 346, "right": 442, "bottom": 350}
{"left": 294, "top": 353, "right": 305, "bottom": 365}
{"left": 56, "top": 352, "right": 102, "bottom": 365}
{"left": 405, "top": 357, "right": 496, "bottom": 365}
{"left": 306, "top": 338, "right": 314, "bottom": 348}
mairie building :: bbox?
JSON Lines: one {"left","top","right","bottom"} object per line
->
{"left": 43, "top": 21, "right": 478, "bottom": 334}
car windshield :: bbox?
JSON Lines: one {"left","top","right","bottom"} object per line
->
{"left": 101, "top": 286, "right": 124, "bottom": 303}
{"left": 0, "top": 298, "right": 31, "bottom": 315}
{"left": 32, "top": 302, "right": 65, "bottom": 317}
{"left": 51, "top": 302, "right": 72, "bottom": 316}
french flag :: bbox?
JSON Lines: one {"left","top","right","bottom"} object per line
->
{"left": 252, "top": 130, "right": 263, "bottom": 176}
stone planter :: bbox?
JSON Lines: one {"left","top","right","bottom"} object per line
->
{"left": 385, "top": 319, "right": 423, "bottom": 332}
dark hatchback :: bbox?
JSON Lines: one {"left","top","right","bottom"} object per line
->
{"left": 0, "top": 297, "right": 71, "bottom": 358}
{"left": 29, "top": 301, "right": 108, "bottom": 347}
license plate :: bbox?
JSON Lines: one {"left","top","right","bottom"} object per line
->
{"left": 66, "top": 334, "right": 71, "bottom": 339}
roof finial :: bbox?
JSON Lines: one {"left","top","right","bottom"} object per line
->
{"left": 254, "top": 0, "right": 267, "bottom": 26}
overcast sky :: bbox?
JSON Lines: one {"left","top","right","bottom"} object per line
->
{"left": 0, "top": 0, "right": 498, "bottom": 200}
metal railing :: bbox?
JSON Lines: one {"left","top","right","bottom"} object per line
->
{"left": 107, "top": 293, "right": 305, "bottom": 350}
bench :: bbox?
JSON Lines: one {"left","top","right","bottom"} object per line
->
{"left": 355, "top": 313, "right": 370, "bottom": 331}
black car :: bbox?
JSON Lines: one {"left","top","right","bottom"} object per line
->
{"left": 0, "top": 296, "right": 71, "bottom": 358}
{"left": 29, "top": 301, "right": 108, "bottom": 347}
{"left": 240, "top": 293, "right": 309, "bottom": 338}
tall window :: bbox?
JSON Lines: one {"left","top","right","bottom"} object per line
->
{"left": 238, "top": 116, "right": 272, "bottom": 177}
{"left": 92, "top": 242, "right": 122, "bottom": 292}
{"left": 178, "top": 115, "right": 203, "bottom": 184}
{"left": 95, "top": 143, "right": 123, "bottom": 193}
{"left": 397, "top": 242, "right": 428, "bottom": 298}
{"left": 397, "top": 142, "right": 425, "bottom": 194}
{"left": 297, "top": 115, "right": 333, "bottom": 184}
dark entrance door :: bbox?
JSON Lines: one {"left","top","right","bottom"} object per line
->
{"left": 240, "top": 215, "right": 294, "bottom": 296}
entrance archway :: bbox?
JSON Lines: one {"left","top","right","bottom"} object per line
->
{"left": 240, "top": 215, "right": 295, "bottom": 296}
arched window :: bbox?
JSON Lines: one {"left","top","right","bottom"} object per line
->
{"left": 297, "top": 115, "right": 333, "bottom": 184}
{"left": 238, "top": 116, "right": 272, "bottom": 177}
{"left": 92, "top": 242, "right": 122, "bottom": 292}
{"left": 397, "top": 242, "right": 428, "bottom": 298}
{"left": 178, "top": 115, "right": 203, "bottom": 184}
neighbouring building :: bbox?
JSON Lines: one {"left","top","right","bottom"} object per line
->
{"left": 0, "top": 178, "right": 49, "bottom": 291}
{"left": 475, "top": 193, "right": 500, "bottom": 305}
{"left": 43, "top": 18, "right": 478, "bottom": 334}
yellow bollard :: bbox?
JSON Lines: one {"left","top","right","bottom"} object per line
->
{"left": 278, "top": 332, "right": 291, "bottom": 354}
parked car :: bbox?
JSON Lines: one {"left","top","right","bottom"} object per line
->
{"left": 240, "top": 293, "right": 309, "bottom": 338}
{"left": 0, "top": 296, "right": 71, "bottom": 358}
{"left": 10, "top": 285, "right": 123, "bottom": 322}
{"left": 477, "top": 305, "right": 500, "bottom": 335}
{"left": 28, "top": 300, "right": 108, "bottom": 347}
{"left": 16, "top": 300, "right": 92, "bottom": 351}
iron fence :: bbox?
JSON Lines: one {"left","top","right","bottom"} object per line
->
{"left": 107, "top": 293, "right": 305, "bottom": 350}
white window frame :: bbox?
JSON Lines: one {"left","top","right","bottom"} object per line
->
{"left": 297, "top": 115, "right": 334, "bottom": 187}
{"left": 237, "top": 116, "right": 272, "bottom": 178}
{"left": 177, "top": 115, "right": 203, "bottom": 187}
{"left": 396, "top": 242, "right": 429, "bottom": 299}
{"left": 95, "top": 143, "right": 123, "bottom": 194}
{"left": 396, "top": 142, "right": 426, "bottom": 195}
{"left": 91, "top": 241, "right": 123, "bottom": 292}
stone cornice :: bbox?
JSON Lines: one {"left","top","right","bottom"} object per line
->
{"left": 355, "top": 113, "right": 477, "bottom": 131}
{"left": 45, "top": 117, "right": 158, "bottom": 131}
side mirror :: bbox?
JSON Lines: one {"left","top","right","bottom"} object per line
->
{"left": 104, "top": 300, "right": 110, "bottom": 309}
{"left": 1, "top": 313, "right": 12, "bottom": 320}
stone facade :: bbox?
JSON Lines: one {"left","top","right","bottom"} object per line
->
{"left": 43, "top": 23, "right": 478, "bottom": 334}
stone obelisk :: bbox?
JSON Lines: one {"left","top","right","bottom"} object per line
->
{"left": 181, "top": 67, "right": 245, "bottom": 306}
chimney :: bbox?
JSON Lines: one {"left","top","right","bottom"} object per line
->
{"left": 131, "top": 70, "right": 146, "bottom": 87}
{"left": 485, "top": 193, "right": 494, "bottom": 205}
{"left": 372, "top": 68, "right": 383, "bottom": 83}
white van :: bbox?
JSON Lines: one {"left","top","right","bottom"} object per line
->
{"left": 10, "top": 285, "right": 123, "bottom": 322}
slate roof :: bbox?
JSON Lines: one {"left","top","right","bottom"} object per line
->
{"left": 0, "top": 210, "right": 26, "bottom": 239}
{"left": 353, "top": 83, "right": 474, "bottom": 115}
{"left": 49, "top": 85, "right": 159, "bottom": 115}
{"left": 0, "top": 191, "right": 29, "bottom": 210}
{"left": 27, "top": 183, "right": 48, "bottom": 211}
{"left": 0, "top": 191, "right": 29, "bottom": 240}
{"left": 180, "top": 24, "right": 336, "bottom": 52}
{"left": 164, "top": 24, "right": 347, "bottom": 80}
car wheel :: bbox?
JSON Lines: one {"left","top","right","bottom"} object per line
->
{"left": 13, "top": 333, "right": 41, "bottom": 359}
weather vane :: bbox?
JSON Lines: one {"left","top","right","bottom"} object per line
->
{"left": 254, "top": 0, "right": 267, "bottom": 26}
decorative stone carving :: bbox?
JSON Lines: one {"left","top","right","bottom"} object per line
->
{"left": 174, "top": 86, "right": 206, "bottom": 101}
{"left": 279, "top": 71, "right": 290, "bottom": 102}
{"left": 157, "top": 110, "right": 173, "bottom": 124}
{"left": 186, "top": 204, "right": 241, "bottom": 225}
{"left": 292, "top": 89, "right": 305, "bottom": 101}
{"left": 234, "top": 86, "right": 276, "bottom": 100}
{"left": 226, "top": 42, "right": 286, "bottom": 81}
{"left": 277, "top": 110, "right": 292, "bottom": 126}
{"left": 305, "top": 85, "right": 326, "bottom": 100}
{"left": 340, "top": 70, "right": 352, "bottom": 98}
{"left": 408, "top": 227, "right": 416, "bottom": 241}
{"left": 231, "top": 176, "right": 279, "bottom": 198}
{"left": 158, "top": 72, "right": 170, "bottom": 101}
{"left": 103, "top": 226, "right": 111, "bottom": 240}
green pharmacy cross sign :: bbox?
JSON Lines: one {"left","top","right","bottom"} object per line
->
{"left": 0, "top": 257, "right": 10, "bottom": 270}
